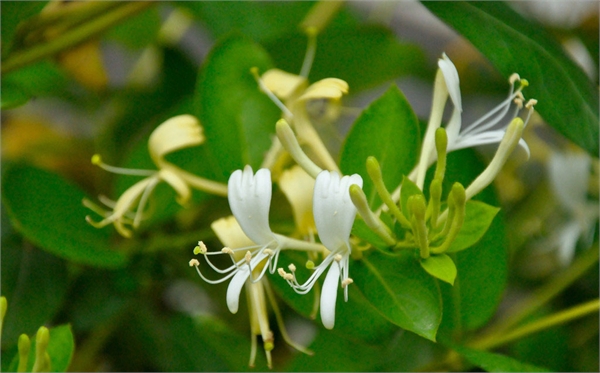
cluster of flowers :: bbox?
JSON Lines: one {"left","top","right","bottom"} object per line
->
{"left": 85, "top": 47, "right": 537, "bottom": 367}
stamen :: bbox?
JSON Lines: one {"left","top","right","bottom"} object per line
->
{"left": 525, "top": 99, "right": 537, "bottom": 109}
{"left": 263, "top": 248, "right": 273, "bottom": 256}
{"left": 194, "top": 242, "right": 208, "bottom": 255}
{"left": 189, "top": 259, "right": 200, "bottom": 267}
{"left": 334, "top": 254, "right": 342, "bottom": 262}
{"left": 222, "top": 247, "right": 234, "bottom": 255}
{"left": 288, "top": 264, "right": 297, "bottom": 272}
{"left": 245, "top": 251, "right": 252, "bottom": 263}
{"left": 509, "top": 73, "right": 520, "bottom": 84}
{"left": 91, "top": 154, "right": 155, "bottom": 177}
{"left": 250, "top": 67, "right": 294, "bottom": 118}
{"left": 278, "top": 268, "right": 287, "bottom": 277}
{"left": 341, "top": 278, "right": 354, "bottom": 288}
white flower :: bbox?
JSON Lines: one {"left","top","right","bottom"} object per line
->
{"left": 280, "top": 170, "right": 363, "bottom": 329}
{"left": 547, "top": 152, "right": 598, "bottom": 266}
{"left": 85, "top": 115, "right": 227, "bottom": 237}
{"left": 414, "top": 53, "right": 535, "bottom": 189}
{"left": 191, "top": 166, "right": 323, "bottom": 314}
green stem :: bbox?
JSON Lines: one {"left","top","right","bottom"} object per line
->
{"left": 475, "top": 299, "right": 600, "bottom": 350}
{"left": 2, "top": 2, "right": 153, "bottom": 74}
{"left": 484, "top": 244, "right": 599, "bottom": 337}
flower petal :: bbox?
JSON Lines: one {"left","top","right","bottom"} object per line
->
{"left": 228, "top": 166, "right": 274, "bottom": 245}
{"left": 261, "top": 68, "right": 307, "bottom": 100}
{"left": 279, "top": 166, "right": 316, "bottom": 235}
{"left": 159, "top": 166, "right": 192, "bottom": 205}
{"left": 438, "top": 53, "right": 462, "bottom": 112}
{"left": 548, "top": 152, "right": 590, "bottom": 212}
{"left": 299, "top": 78, "right": 349, "bottom": 101}
{"left": 313, "top": 171, "right": 362, "bottom": 251}
{"left": 320, "top": 262, "right": 340, "bottom": 329}
{"left": 226, "top": 251, "right": 269, "bottom": 313}
{"left": 148, "top": 115, "right": 204, "bottom": 166}
{"left": 211, "top": 215, "right": 255, "bottom": 249}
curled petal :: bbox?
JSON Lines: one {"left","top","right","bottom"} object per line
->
{"left": 279, "top": 166, "right": 316, "bottom": 235}
{"left": 313, "top": 171, "right": 363, "bottom": 251}
{"left": 148, "top": 115, "right": 204, "bottom": 166}
{"left": 262, "top": 69, "right": 308, "bottom": 100}
{"left": 438, "top": 53, "right": 462, "bottom": 112}
{"left": 159, "top": 166, "right": 192, "bottom": 205}
{"left": 228, "top": 166, "right": 274, "bottom": 245}
{"left": 320, "top": 262, "right": 340, "bottom": 329}
{"left": 299, "top": 78, "right": 349, "bottom": 101}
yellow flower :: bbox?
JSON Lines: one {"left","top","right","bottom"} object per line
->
{"left": 85, "top": 114, "right": 227, "bottom": 237}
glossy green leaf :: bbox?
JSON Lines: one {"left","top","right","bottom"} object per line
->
{"left": 2, "top": 163, "right": 127, "bottom": 268}
{"left": 340, "top": 85, "right": 420, "bottom": 208}
{"left": 268, "top": 25, "right": 429, "bottom": 93}
{"left": 1, "top": 245, "right": 67, "bottom": 348}
{"left": 423, "top": 1, "right": 599, "bottom": 156}
{"left": 194, "top": 34, "right": 281, "bottom": 180}
{"left": 179, "top": 2, "right": 316, "bottom": 44}
{"left": 447, "top": 200, "right": 500, "bottom": 253}
{"left": 455, "top": 345, "right": 551, "bottom": 372}
{"left": 7, "top": 324, "right": 75, "bottom": 372}
{"left": 352, "top": 250, "right": 442, "bottom": 341}
{"left": 420, "top": 254, "right": 457, "bottom": 285}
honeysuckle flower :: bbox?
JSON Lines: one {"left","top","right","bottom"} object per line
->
{"left": 413, "top": 53, "right": 535, "bottom": 189}
{"left": 280, "top": 170, "right": 363, "bottom": 329}
{"left": 547, "top": 152, "right": 598, "bottom": 266}
{"left": 190, "top": 166, "right": 324, "bottom": 314}
{"left": 84, "top": 115, "right": 228, "bottom": 237}
{"left": 255, "top": 67, "right": 347, "bottom": 172}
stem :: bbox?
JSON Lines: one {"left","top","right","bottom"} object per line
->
{"left": 484, "top": 244, "right": 599, "bottom": 337}
{"left": 474, "top": 299, "right": 600, "bottom": 350}
{"left": 2, "top": 2, "right": 154, "bottom": 74}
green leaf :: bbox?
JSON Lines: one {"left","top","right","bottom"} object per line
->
{"left": 423, "top": 1, "right": 599, "bottom": 156}
{"left": 446, "top": 200, "right": 500, "bottom": 253}
{"left": 400, "top": 175, "right": 424, "bottom": 220}
{"left": 2, "top": 163, "right": 127, "bottom": 268}
{"left": 105, "top": 6, "right": 160, "bottom": 49}
{"left": 340, "top": 85, "right": 420, "bottom": 208}
{"left": 179, "top": 2, "right": 316, "bottom": 44}
{"left": 455, "top": 345, "right": 551, "bottom": 372}
{"left": 268, "top": 25, "right": 428, "bottom": 92}
{"left": 351, "top": 218, "right": 391, "bottom": 252}
{"left": 1, "top": 245, "right": 68, "bottom": 348}
{"left": 194, "top": 34, "right": 281, "bottom": 180}
{"left": 1, "top": 78, "right": 29, "bottom": 109}
{"left": 7, "top": 324, "right": 75, "bottom": 372}
{"left": 420, "top": 254, "right": 457, "bottom": 285}
{"left": 352, "top": 250, "right": 442, "bottom": 341}
{"left": 1, "top": 60, "right": 70, "bottom": 104}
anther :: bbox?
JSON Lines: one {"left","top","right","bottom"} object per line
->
{"left": 278, "top": 268, "right": 287, "bottom": 277}
{"left": 509, "top": 73, "right": 520, "bottom": 84}
{"left": 341, "top": 278, "right": 354, "bottom": 288}
{"left": 525, "top": 99, "right": 538, "bottom": 109}
{"left": 193, "top": 241, "right": 207, "bottom": 255}
{"left": 91, "top": 154, "right": 102, "bottom": 165}
{"left": 263, "top": 249, "right": 273, "bottom": 256}
{"left": 221, "top": 247, "right": 234, "bottom": 255}
{"left": 513, "top": 97, "right": 524, "bottom": 109}
{"left": 284, "top": 273, "right": 294, "bottom": 281}
{"left": 334, "top": 254, "right": 342, "bottom": 262}
{"left": 245, "top": 251, "right": 252, "bottom": 263}
{"left": 189, "top": 259, "right": 200, "bottom": 267}
{"left": 288, "top": 264, "right": 297, "bottom": 272}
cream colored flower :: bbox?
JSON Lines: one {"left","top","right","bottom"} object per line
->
{"left": 85, "top": 115, "right": 227, "bottom": 237}
{"left": 279, "top": 165, "right": 316, "bottom": 236}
